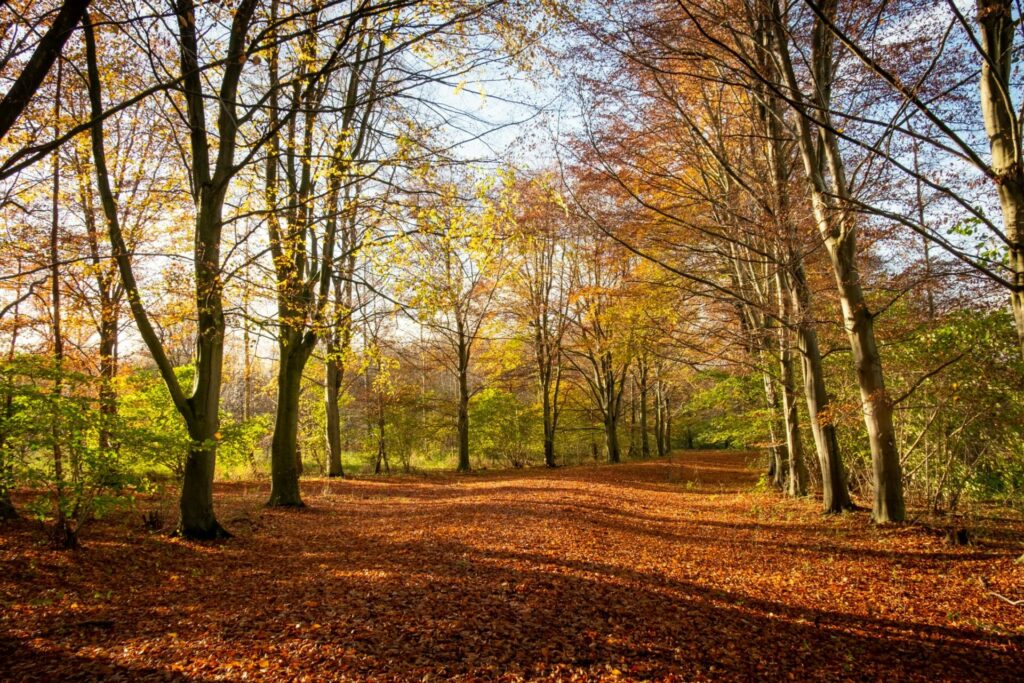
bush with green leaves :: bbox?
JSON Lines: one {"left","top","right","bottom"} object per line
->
{"left": 0, "top": 358, "right": 273, "bottom": 545}
{"left": 469, "top": 387, "right": 541, "bottom": 468}
{"left": 1, "top": 356, "right": 139, "bottom": 547}
{"left": 887, "top": 309, "right": 1024, "bottom": 512}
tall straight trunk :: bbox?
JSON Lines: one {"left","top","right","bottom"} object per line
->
{"left": 0, "top": 272, "right": 20, "bottom": 520}
{"left": 97, "top": 306, "right": 117, "bottom": 451}
{"left": 779, "top": 341, "right": 808, "bottom": 497}
{"left": 639, "top": 364, "right": 651, "bottom": 458}
{"left": 654, "top": 381, "right": 666, "bottom": 457}
{"left": 325, "top": 359, "right": 344, "bottom": 476}
{"left": 758, "top": 29, "right": 849, "bottom": 511}
{"left": 978, "top": 0, "right": 1024, "bottom": 355}
{"left": 762, "top": 370, "right": 786, "bottom": 487}
{"left": 664, "top": 392, "right": 672, "bottom": 453}
{"left": 790, "top": 273, "right": 851, "bottom": 512}
{"left": 772, "top": 0, "right": 903, "bottom": 521}
{"left": 78, "top": 158, "right": 120, "bottom": 453}
{"left": 777, "top": 275, "right": 808, "bottom": 497}
{"left": 268, "top": 337, "right": 309, "bottom": 506}
{"left": 0, "top": 392, "right": 14, "bottom": 519}
{"left": 627, "top": 379, "right": 637, "bottom": 458}
{"left": 605, "top": 410, "right": 621, "bottom": 464}
{"left": 457, "top": 361, "right": 470, "bottom": 472}
{"left": 49, "top": 63, "right": 76, "bottom": 547}
{"left": 541, "top": 380, "right": 556, "bottom": 467}
{"left": 602, "top": 352, "right": 623, "bottom": 464}
{"left": 373, "top": 385, "right": 388, "bottom": 474}
{"left": 829, "top": 242, "right": 902, "bottom": 518}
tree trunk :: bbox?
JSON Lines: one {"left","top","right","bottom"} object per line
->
{"left": 664, "top": 393, "right": 672, "bottom": 453}
{"left": 978, "top": 0, "right": 1024, "bottom": 356}
{"left": 97, "top": 310, "right": 118, "bottom": 452}
{"left": 325, "top": 357, "right": 344, "bottom": 477}
{"left": 778, "top": 274, "right": 808, "bottom": 497}
{"left": 832, "top": 244, "right": 903, "bottom": 521}
{"left": 268, "top": 336, "right": 308, "bottom": 507}
{"left": 771, "top": 0, "right": 904, "bottom": 521}
{"left": 640, "top": 367, "right": 651, "bottom": 458}
{"left": 541, "top": 380, "right": 556, "bottom": 467}
{"left": 178, "top": 436, "right": 226, "bottom": 539}
{"left": 654, "top": 381, "right": 666, "bottom": 457}
{"left": 457, "top": 360, "right": 470, "bottom": 472}
{"left": 762, "top": 371, "right": 786, "bottom": 488}
{"left": 605, "top": 411, "right": 621, "bottom": 464}
{"left": 791, "top": 275, "right": 852, "bottom": 512}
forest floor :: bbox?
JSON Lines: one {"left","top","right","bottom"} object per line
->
{"left": 2, "top": 451, "right": 1023, "bottom": 681}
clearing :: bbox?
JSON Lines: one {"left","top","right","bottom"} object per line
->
{"left": 1, "top": 451, "right": 1023, "bottom": 681}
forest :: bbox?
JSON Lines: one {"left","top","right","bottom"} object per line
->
{"left": 1, "top": 0, "right": 1023, "bottom": 680}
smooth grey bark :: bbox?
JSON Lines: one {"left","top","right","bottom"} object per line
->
{"left": 791, "top": 273, "right": 851, "bottom": 511}
{"left": 654, "top": 379, "right": 666, "bottom": 457}
{"left": 762, "top": 371, "right": 786, "bottom": 488}
{"left": 771, "top": 0, "right": 903, "bottom": 521}
{"left": 752, "top": 1, "right": 849, "bottom": 511}
{"left": 978, "top": 0, "right": 1024, "bottom": 354}
{"left": 777, "top": 274, "right": 808, "bottom": 497}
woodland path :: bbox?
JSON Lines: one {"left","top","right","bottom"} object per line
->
{"left": 2, "top": 451, "right": 1023, "bottom": 681}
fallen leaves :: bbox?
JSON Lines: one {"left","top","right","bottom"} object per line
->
{"left": 1, "top": 451, "right": 1022, "bottom": 681}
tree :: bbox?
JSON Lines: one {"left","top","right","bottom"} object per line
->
{"left": 84, "top": 0, "right": 262, "bottom": 538}
{"left": 507, "top": 174, "right": 572, "bottom": 467}
{"left": 398, "top": 175, "right": 511, "bottom": 472}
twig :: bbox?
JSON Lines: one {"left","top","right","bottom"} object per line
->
{"left": 988, "top": 591, "right": 1024, "bottom": 607}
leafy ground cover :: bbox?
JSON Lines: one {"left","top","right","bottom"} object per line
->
{"left": 1, "top": 451, "right": 1022, "bottom": 681}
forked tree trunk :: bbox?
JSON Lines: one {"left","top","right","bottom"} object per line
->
{"left": 771, "top": 0, "right": 903, "bottom": 521}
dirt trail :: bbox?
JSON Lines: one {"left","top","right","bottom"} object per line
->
{"left": 2, "top": 451, "right": 1022, "bottom": 681}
